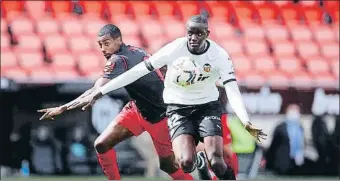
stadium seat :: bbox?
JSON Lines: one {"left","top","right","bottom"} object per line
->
{"left": 1, "top": 1, "right": 24, "bottom": 20}
{"left": 15, "top": 35, "right": 43, "bottom": 52}
{"left": 219, "top": 38, "right": 245, "bottom": 56}
{"left": 278, "top": 2, "right": 304, "bottom": 25}
{"left": 10, "top": 17, "right": 35, "bottom": 35}
{"left": 264, "top": 24, "right": 290, "bottom": 42}
{"left": 306, "top": 57, "right": 330, "bottom": 75}
{"left": 244, "top": 40, "right": 269, "bottom": 56}
{"left": 77, "top": 52, "right": 102, "bottom": 74}
{"left": 253, "top": 56, "right": 276, "bottom": 73}
{"left": 210, "top": 21, "right": 235, "bottom": 40}
{"left": 243, "top": 72, "right": 266, "bottom": 87}
{"left": 1, "top": 18, "right": 8, "bottom": 33}
{"left": 229, "top": 1, "right": 257, "bottom": 24}
{"left": 112, "top": 16, "right": 139, "bottom": 36}
{"left": 61, "top": 19, "right": 84, "bottom": 37}
{"left": 301, "top": 3, "right": 323, "bottom": 25}
{"left": 17, "top": 52, "right": 45, "bottom": 70}
{"left": 51, "top": 53, "right": 77, "bottom": 70}
{"left": 29, "top": 67, "right": 55, "bottom": 80}
{"left": 83, "top": 19, "right": 107, "bottom": 37}
{"left": 290, "top": 71, "right": 313, "bottom": 89}
{"left": 2, "top": 68, "right": 28, "bottom": 80}
{"left": 163, "top": 19, "right": 185, "bottom": 39}
{"left": 24, "top": 1, "right": 47, "bottom": 21}
{"left": 176, "top": 1, "right": 200, "bottom": 21}
{"left": 43, "top": 34, "right": 68, "bottom": 56}
{"left": 241, "top": 23, "right": 265, "bottom": 40}
{"left": 124, "top": 35, "right": 143, "bottom": 48}
{"left": 1, "top": 34, "right": 11, "bottom": 51}
{"left": 331, "top": 61, "right": 339, "bottom": 78}
{"left": 232, "top": 55, "right": 252, "bottom": 74}
{"left": 320, "top": 42, "right": 339, "bottom": 59}
{"left": 324, "top": 1, "right": 339, "bottom": 23}
{"left": 289, "top": 25, "right": 313, "bottom": 42}
{"left": 139, "top": 18, "right": 164, "bottom": 40}
{"left": 311, "top": 24, "right": 337, "bottom": 43}
{"left": 85, "top": 69, "right": 103, "bottom": 80}
{"left": 266, "top": 71, "right": 290, "bottom": 88}
{"left": 129, "top": 1, "right": 152, "bottom": 17}
{"left": 312, "top": 73, "right": 337, "bottom": 88}
{"left": 106, "top": 1, "right": 129, "bottom": 17}
{"left": 54, "top": 69, "right": 80, "bottom": 80}
{"left": 277, "top": 56, "right": 303, "bottom": 74}
{"left": 147, "top": 36, "right": 169, "bottom": 54}
{"left": 47, "top": 1, "right": 73, "bottom": 17}
{"left": 296, "top": 41, "right": 320, "bottom": 59}
{"left": 271, "top": 40, "right": 296, "bottom": 57}
{"left": 1, "top": 51, "right": 17, "bottom": 70}
{"left": 152, "top": 1, "right": 176, "bottom": 17}
{"left": 253, "top": 1, "right": 281, "bottom": 24}
{"left": 79, "top": 1, "right": 105, "bottom": 18}
{"left": 36, "top": 18, "right": 60, "bottom": 37}
{"left": 68, "top": 36, "right": 92, "bottom": 53}
{"left": 202, "top": 1, "right": 231, "bottom": 21}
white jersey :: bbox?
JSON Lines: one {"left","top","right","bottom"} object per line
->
{"left": 148, "top": 37, "right": 236, "bottom": 105}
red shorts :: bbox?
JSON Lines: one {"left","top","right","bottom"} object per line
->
{"left": 116, "top": 101, "right": 173, "bottom": 157}
{"left": 221, "top": 114, "right": 232, "bottom": 145}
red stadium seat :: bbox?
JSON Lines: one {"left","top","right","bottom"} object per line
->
{"left": 331, "top": 61, "right": 339, "bottom": 78}
{"left": 1, "top": 1, "right": 24, "bottom": 20}
{"left": 243, "top": 72, "right": 266, "bottom": 87}
{"left": 69, "top": 36, "right": 92, "bottom": 53}
{"left": 44, "top": 34, "right": 68, "bottom": 56}
{"left": 47, "top": 1, "right": 72, "bottom": 17}
{"left": 77, "top": 52, "right": 102, "bottom": 74}
{"left": 210, "top": 20, "right": 235, "bottom": 40}
{"left": 1, "top": 51, "right": 18, "bottom": 70}
{"left": 147, "top": 36, "right": 168, "bottom": 54}
{"left": 202, "top": 1, "right": 231, "bottom": 21}
{"left": 296, "top": 41, "right": 320, "bottom": 59}
{"left": 320, "top": 42, "right": 339, "bottom": 59}
{"left": 15, "top": 35, "right": 43, "bottom": 52}
{"left": 163, "top": 19, "right": 185, "bottom": 39}
{"left": 24, "top": 1, "right": 47, "bottom": 21}
{"left": 61, "top": 19, "right": 84, "bottom": 37}
{"left": 36, "top": 18, "right": 60, "bottom": 37}
{"left": 334, "top": 26, "right": 339, "bottom": 41}
{"left": 324, "top": 1, "right": 339, "bottom": 22}
{"left": 312, "top": 73, "right": 337, "bottom": 88}
{"left": 290, "top": 71, "right": 313, "bottom": 89}
{"left": 83, "top": 19, "right": 106, "bottom": 37}
{"left": 266, "top": 71, "right": 290, "bottom": 88}
{"left": 264, "top": 24, "right": 290, "bottom": 42}
{"left": 219, "top": 39, "right": 245, "bottom": 56}
{"left": 10, "top": 17, "right": 34, "bottom": 35}
{"left": 29, "top": 67, "right": 55, "bottom": 80}
{"left": 244, "top": 40, "right": 269, "bottom": 57}
{"left": 289, "top": 25, "right": 313, "bottom": 42}
{"left": 311, "top": 25, "right": 337, "bottom": 43}
{"left": 129, "top": 1, "right": 152, "bottom": 17}
{"left": 277, "top": 56, "right": 303, "bottom": 74}
{"left": 2, "top": 68, "right": 28, "bottom": 80}
{"left": 1, "top": 18, "right": 8, "bottom": 33}
{"left": 253, "top": 56, "right": 276, "bottom": 73}
{"left": 1, "top": 34, "right": 11, "bottom": 51}
{"left": 51, "top": 53, "right": 77, "bottom": 70}
{"left": 241, "top": 23, "right": 265, "bottom": 40}
{"left": 279, "top": 2, "right": 304, "bottom": 25}
{"left": 229, "top": 1, "right": 257, "bottom": 24}
{"left": 271, "top": 40, "right": 296, "bottom": 57}
{"left": 152, "top": 1, "right": 176, "bottom": 17}
{"left": 301, "top": 4, "right": 323, "bottom": 25}
{"left": 85, "top": 70, "right": 103, "bottom": 80}
{"left": 106, "top": 1, "right": 129, "bottom": 17}
{"left": 176, "top": 1, "right": 200, "bottom": 21}
{"left": 253, "top": 1, "right": 281, "bottom": 24}
{"left": 124, "top": 35, "right": 143, "bottom": 48}
{"left": 54, "top": 69, "right": 79, "bottom": 80}
{"left": 79, "top": 1, "right": 105, "bottom": 18}
{"left": 232, "top": 55, "right": 252, "bottom": 74}
{"left": 306, "top": 57, "right": 330, "bottom": 75}
{"left": 17, "top": 52, "right": 44, "bottom": 70}
{"left": 113, "top": 16, "right": 139, "bottom": 36}
{"left": 139, "top": 18, "right": 164, "bottom": 40}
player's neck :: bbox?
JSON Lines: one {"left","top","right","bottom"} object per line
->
{"left": 187, "top": 40, "right": 210, "bottom": 55}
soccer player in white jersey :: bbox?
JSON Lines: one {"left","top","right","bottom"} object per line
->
{"left": 69, "top": 14, "right": 267, "bottom": 180}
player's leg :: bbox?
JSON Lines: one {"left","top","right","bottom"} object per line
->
{"left": 167, "top": 111, "right": 198, "bottom": 173}
{"left": 94, "top": 101, "right": 145, "bottom": 180}
{"left": 145, "top": 117, "right": 194, "bottom": 180}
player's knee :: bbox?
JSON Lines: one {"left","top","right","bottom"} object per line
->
{"left": 94, "top": 137, "right": 111, "bottom": 153}
{"left": 208, "top": 152, "right": 226, "bottom": 176}
{"left": 178, "top": 156, "right": 195, "bottom": 173}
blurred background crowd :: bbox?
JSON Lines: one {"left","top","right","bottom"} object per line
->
{"left": 0, "top": 0, "right": 339, "bottom": 180}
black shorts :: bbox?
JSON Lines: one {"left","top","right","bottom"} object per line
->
{"left": 166, "top": 100, "right": 223, "bottom": 145}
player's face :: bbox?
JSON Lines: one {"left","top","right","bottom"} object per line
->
{"left": 186, "top": 22, "right": 209, "bottom": 53}
{"left": 97, "top": 34, "right": 121, "bottom": 59}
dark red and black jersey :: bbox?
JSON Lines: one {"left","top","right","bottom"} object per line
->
{"left": 102, "top": 44, "right": 166, "bottom": 123}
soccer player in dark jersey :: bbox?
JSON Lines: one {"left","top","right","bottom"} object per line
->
{"left": 38, "top": 24, "right": 194, "bottom": 180}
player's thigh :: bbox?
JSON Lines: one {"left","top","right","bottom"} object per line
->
{"left": 203, "top": 136, "right": 224, "bottom": 163}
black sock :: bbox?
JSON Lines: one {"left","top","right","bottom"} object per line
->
{"left": 216, "top": 166, "right": 236, "bottom": 180}
{"left": 196, "top": 151, "right": 212, "bottom": 180}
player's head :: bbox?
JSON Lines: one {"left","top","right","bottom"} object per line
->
{"left": 186, "top": 13, "right": 210, "bottom": 54}
{"left": 97, "top": 24, "right": 123, "bottom": 59}
{"left": 285, "top": 104, "right": 301, "bottom": 121}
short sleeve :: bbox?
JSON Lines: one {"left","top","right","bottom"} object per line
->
{"left": 102, "top": 55, "right": 127, "bottom": 80}
{"left": 217, "top": 50, "right": 236, "bottom": 85}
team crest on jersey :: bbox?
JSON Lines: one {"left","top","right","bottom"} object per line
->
{"left": 203, "top": 63, "right": 211, "bottom": 72}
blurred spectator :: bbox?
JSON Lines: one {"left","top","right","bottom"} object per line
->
{"left": 265, "top": 104, "right": 305, "bottom": 175}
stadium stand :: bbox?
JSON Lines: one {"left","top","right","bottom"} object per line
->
{"left": 1, "top": 1, "right": 338, "bottom": 88}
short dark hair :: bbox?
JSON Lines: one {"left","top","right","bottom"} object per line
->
{"left": 188, "top": 13, "right": 209, "bottom": 28}
{"left": 98, "top": 24, "right": 122, "bottom": 38}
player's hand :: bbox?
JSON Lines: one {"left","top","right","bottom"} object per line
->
{"left": 244, "top": 122, "right": 267, "bottom": 142}
{"left": 37, "top": 106, "right": 67, "bottom": 120}
{"left": 66, "top": 90, "right": 103, "bottom": 111}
